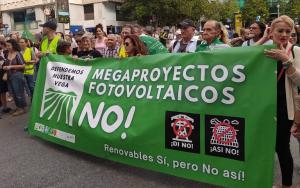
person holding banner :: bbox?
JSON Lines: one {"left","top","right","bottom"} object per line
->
{"left": 37, "top": 21, "right": 61, "bottom": 57}
{"left": 258, "top": 15, "right": 300, "bottom": 188}
{"left": 196, "top": 20, "right": 230, "bottom": 52}
{"left": 77, "top": 34, "right": 102, "bottom": 59}
{"left": 118, "top": 24, "right": 134, "bottom": 58}
{"left": 171, "top": 19, "right": 199, "bottom": 53}
{"left": 123, "top": 35, "right": 148, "bottom": 57}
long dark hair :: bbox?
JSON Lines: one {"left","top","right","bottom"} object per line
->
{"left": 124, "top": 35, "right": 148, "bottom": 56}
{"left": 94, "top": 23, "right": 105, "bottom": 38}
{"left": 6, "top": 39, "right": 21, "bottom": 52}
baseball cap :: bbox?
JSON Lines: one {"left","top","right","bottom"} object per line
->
{"left": 39, "top": 21, "right": 57, "bottom": 31}
{"left": 179, "top": 19, "right": 195, "bottom": 29}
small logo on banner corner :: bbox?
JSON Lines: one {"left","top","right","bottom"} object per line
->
{"left": 205, "top": 115, "right": 245, "bottom": 161}
{"left": 165, "top": 111, "right": 200, "bottom": 153}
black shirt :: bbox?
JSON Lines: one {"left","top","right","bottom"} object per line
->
{"left": 77, "top": 49, "right": 102, "bottom": 59}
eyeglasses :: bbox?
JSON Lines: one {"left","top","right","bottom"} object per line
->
{"left": 291, "top": 33, "right": 297, "bottom": 37}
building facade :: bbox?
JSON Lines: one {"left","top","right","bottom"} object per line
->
{"left": 0, "top": 0, "right": 128, "bottom": 34}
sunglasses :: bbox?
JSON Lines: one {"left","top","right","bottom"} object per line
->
{"left": 291, "top": 33, "right": 297, "bottom": 37}
{"left": 125, "top": 42, "right": 130, "bottom": 46}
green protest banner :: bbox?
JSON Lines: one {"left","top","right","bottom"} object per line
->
{"left": 29, "top": 45, "right": 277, "bottom": 188}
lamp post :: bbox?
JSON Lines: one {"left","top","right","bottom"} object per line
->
{"left": 276, "top": 3, "right": 280, "bottom": 18}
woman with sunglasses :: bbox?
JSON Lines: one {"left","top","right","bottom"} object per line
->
{"left": 123, "top": 35, "right": 148, "bottom": 57}
{"left": 243, "top": 21, "right": 273, "bottom": 46}
{"left": 257, "top": 15, "right": 300, "bottom": 188}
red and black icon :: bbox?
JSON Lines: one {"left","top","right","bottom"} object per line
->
{"left": 165, "top": 111, "right": 200, "bottom": 153}
{"left": 205, "top": 115, "right": 245, "bottom": 161}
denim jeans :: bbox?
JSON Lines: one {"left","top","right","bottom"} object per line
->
{"left": 8, "top": 72, "right": 26, "bottom": 108}
{"left": 24, "top": 74, "right": 35, "bottom": 98}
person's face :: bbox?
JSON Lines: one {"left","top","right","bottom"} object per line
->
{"left": 121, "top": 27, "right": 131, "bottom": 38}
{"left": 6, "top": 42, "right": 13, "bottom": 52}
{"left": 243, "top": 28, "right": 250, "bottom": 39}
{"left": 176, "top": 34, "right": 182, "bottom": 40}
{"left": 124, "top": 38, "right": 134, "bottom": 56}
{"left": 19, "top": 39, "right": 27, "bottom": 49}
{"left": 65, "top": 35, "right": 72, "bottom": 43}
{"left": 75, "top": 35, "right": 82, "bottom": 47}
{"left": 57, "top": 32, "right": 62, "bottom": 37}
{"left": 106, "top": 36, "right": 116, "bottom": 48}
{"left": 271, "top": 22, "right": 292, "bottom": 46}
{"left": 202, "top": 21, "right": 220, "bottom": 43}
{"left": 10, "top": 34, "right": 17, "bottom": 40}
{"left": 96, "top": 28, "right": 104, "bottom": 37}
{"left": 81, "top": 38, "right": 91, "bottom": 50}
{"left": 181, "top": 26, "right": 195, "bottom": 40}
{"left": 66, "top": 46, "right": 72, "bottom": 55}
{"left": 249, "top": 23, "right": 261, "bottom": 38}
{"left": 133, "top": 27, "right": 141, "bottom": 36}
{"left": 289, "top": 28, "right": 297, "bottom": 45}
{"left": 42, "top": 27, "right": 50, "bottom": 35}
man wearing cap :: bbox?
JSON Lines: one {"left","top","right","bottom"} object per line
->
{"left": 37, "top": 21, "right": 61, "bottom": 57}
{"left": 172, "top": 19, "right": 199, "bottom": 53}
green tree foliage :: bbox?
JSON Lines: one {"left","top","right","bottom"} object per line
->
{"left": 120, "top": 0, "right": 239, "bottom": 26}
{"left": 119, "top": 0, "right": 180, "bottom": 26}
{"left": 284, "top": 0, "right": 300, "bottom": 23}
{"left": 242, "top": 0, "right": 269, "bottom": 24}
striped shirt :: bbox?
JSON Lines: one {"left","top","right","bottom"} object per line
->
{"left": 103, "top": 46, "right": 119, "bottom": 58}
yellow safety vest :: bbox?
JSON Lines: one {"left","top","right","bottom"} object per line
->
{"left": 41, "top": 35, "right": 60, "bottom": 54}
{"left": 23, "top": 48, "right": 34, "bottom": 75}
{"left": 118, "top": 44, "right": 128, "bottom": 58}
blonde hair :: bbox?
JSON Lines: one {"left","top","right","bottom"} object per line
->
{"left": 271, "top": 15, "right": 294, "bottom": 31}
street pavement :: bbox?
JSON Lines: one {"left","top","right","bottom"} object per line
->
{"left": 0, "top": 109, "right": 299, "bottom": 188}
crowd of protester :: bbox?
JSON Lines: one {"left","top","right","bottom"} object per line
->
{"left": 0, "top": 15, "right": 300, "bottom": 188}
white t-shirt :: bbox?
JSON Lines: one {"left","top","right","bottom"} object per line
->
{"left": 242, "top": 38, "right": 273, "bottom": 46}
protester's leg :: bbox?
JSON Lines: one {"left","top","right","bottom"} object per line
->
{"left": 0, "top": 92, "right": 7, "bottom": 109}
{"left": 276, "top": 107, "right": 293, "bottom": 187}
{"left": 24, "top": 74, "right": 34, "bottom": 99}
{"left": 9, "top": 73, "right": 26, "bottom": 115}
{"left": 24, "top": 75, "right": 31, "bottom": 97}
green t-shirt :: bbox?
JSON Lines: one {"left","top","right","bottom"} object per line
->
{"left": 196, "top": 38, "right": 227, "bottom": 52}
{"left": 139, "top": 35, "right": 169, "bottom": 55}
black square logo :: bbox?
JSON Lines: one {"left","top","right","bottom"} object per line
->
{"left": 205, "top": 115, "right": 245, "bottom": 161}
{"left": 165, "top": 111, "right": 200, "bottom": 153}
